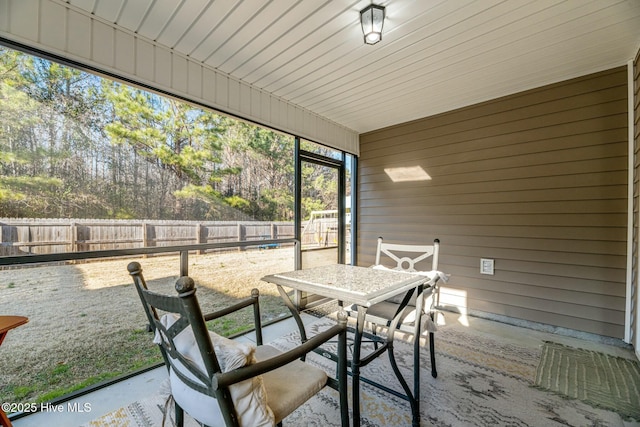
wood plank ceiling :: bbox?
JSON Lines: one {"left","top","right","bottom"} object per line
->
{"left": 64, "top": 0, "right": 640, "bottom": 134}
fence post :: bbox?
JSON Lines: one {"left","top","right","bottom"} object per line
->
{"left": 196, "top": 223, "right": 205, "bottom": 254}
{"left": 70, "top": 222, "right": 77, "bottom": 253}
{"left": 142, "top": 222, "right": 148, "bottom": 258}
{"left": 237, "top": 223, "right": 246, "bottom": 251}
{"left": 271, "top": 223, "right": 277, "bottom": 239}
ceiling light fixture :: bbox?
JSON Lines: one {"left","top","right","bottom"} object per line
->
{"left": 360, "top": 4, "right": 385, "bottom": 45}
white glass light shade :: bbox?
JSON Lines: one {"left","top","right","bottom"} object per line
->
{"left": 360, "top": 4, "right": 385, "bottom": 45}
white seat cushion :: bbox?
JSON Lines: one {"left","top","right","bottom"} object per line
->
{"left": 155, "top": 313, "right": 274, "bottom": 427}
{"left": 256, "top": 345, "right": 328, "bottom": 424}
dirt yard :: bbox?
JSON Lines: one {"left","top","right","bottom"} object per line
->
{"left": 0, "top": 248, "right": 295, "bottom": 406}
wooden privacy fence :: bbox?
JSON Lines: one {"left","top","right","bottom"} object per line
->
{"left": 0, "top": 219, "right": 295, "bottom": 256}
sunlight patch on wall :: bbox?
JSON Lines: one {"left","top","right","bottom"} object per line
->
{"left": 439, "top": 287, "right": 469, "bottom": 327}
{"left": 384, "top": 166, "right": 431, "bottom": 182}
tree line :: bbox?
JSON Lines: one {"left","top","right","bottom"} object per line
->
{"left": 0, "top": 47, "right": 340, "bottom": 221}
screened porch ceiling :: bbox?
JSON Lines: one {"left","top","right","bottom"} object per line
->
{"left": 65, "top": 0, "right": 640, "bottom": 135}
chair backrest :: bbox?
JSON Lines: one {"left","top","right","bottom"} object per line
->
{"left": 127, "top": 261, "right": 241, "bottom": 426}
{"left": 375, "top": 237, "right": 440, "bottom": 272}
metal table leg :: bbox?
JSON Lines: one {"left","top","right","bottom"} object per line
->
{"left": 352, "top": 306, "right": 367, "bottom": 427}
{"left": 384, "top": 285, "right": 422, "bottom": 427}
{"left": 276, "top": 284, "right": 308, "bottom": 345}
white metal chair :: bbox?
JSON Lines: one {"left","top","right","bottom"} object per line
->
{"left": 366, "top": 237, "right": 443, "bottom": 378}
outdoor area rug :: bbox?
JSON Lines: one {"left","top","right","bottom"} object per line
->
{"left": 535, "top": 340, "right": 640, "bottom": 421}
{"left": 80, "top": 380, "right": 200, "bottom": 427}
{"left": 82, "top": 317, "right": 634, "bottom": 427}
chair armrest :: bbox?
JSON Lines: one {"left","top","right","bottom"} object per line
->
{"left": 202, "top": 289, "right": 263, "bottom": 345}
{"left": 203, "top": 295, "right": 258, "bottom": 321}
{"left": 212, "top": 318, "right": 347, "bottom": 389}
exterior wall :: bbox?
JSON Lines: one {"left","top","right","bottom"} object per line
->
{"left": 358, "top": 68, "right": 629, "bottom": 339}
{"left": 0, "top": 0, "right": 359, "bottom": 155}
{"left": 634, "top": 47, "right": 640, "bottom": 352}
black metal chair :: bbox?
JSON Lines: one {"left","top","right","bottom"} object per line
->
{"left": 128, "top": 262, "right": 349, "bottom": 427}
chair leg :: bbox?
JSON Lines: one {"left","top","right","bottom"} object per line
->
{"left": 175, "top": 402, "right": 184, "bottom": 427}
{"left": 429, "top": 313, "right": 437, "bottom": 378}
{"left": 338, "top": 326, "right": 349, "bottom": 427}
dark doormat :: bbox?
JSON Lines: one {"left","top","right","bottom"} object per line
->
{"left": 535, "top": 341, "right": 640, "bottom": 420}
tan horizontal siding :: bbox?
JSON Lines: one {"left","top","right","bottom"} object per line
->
{"left": 461, "top": 298, "right": 624, "bottom": 338}
{"left": 362, "top": 68, "right": 627, "bottom": 144}
{"left": 358, "top": 223, "right": 626, "bottom": 240}
{"left": 450, "top": 275, "right": 624, "bottom": 311}
{"left": 632, "top": 49, "right": 640, "bottom": 346}
{"left": 360, "top": 181, "right": 627, "bottom": 204}
{"left": 356, "top": 199, "right": 628, "bottom": 217}
{"left": 358, "top": 67, "right": 628, "bottom": 338}
{"left": 360, "top": 129, "right": 628, "bottom": 173}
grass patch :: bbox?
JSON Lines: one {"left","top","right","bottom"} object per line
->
{"left": 1, "top": 329, "right": 163, "bottom": 406}
{"left": 3, "top": 316, "right": 257, "bottom": 406}
{"left": 11, "top": 385, "right": 37, "bottom": 400}
{"left": 35, "top": 373, "right": 115, "bottom": 403}
{"left": 207, "top": 317, "right": 254, "bottom": 337}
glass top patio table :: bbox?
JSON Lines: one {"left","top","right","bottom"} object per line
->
{"left": 262, "top": 263, "right": 426, "bottom": 307}
{"left": 263, "top": 263, "right": 428, "bottom": 427}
